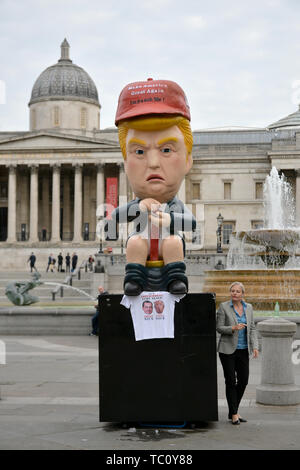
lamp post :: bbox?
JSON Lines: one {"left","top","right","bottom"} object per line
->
{"left": 216, "top": 213, "right": 224, "bottom": 253}
{"left": 99, "top": 237, "right": 103, "bottom": 254}
{"left": 98, "top": 217, "right": 104, "bottom": 254}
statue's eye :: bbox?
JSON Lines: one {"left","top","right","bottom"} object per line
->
{"left": 135, "top": 149, "right": 144, "bottom": 155}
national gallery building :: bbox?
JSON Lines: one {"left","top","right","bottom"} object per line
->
{"left": 1, "top": 39, "right": 300, "bottom": 268}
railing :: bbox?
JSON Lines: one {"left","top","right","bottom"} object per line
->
{"left": 38, "top": 231, "right": 51, "bottom": 242}
{"left": 51, "top": 273, "right": 72, "bottom": 301}
{"left": 61, "top": 232, "right": 74, "bottom": 241}
{"left": 82, "top": 232, "right": 97, "bottom": 241}
{"left": 16, "top": 232, "right": 29, "bottom": 241}
{"left": 98, "top": 252, "right": 228, "bottom": 277}
{"left": 9, "top": 231, "right": 98, "bottom": 243}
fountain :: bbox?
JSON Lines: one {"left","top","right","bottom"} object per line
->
{"left": 203, "top": 167, "right": 300, "bottom": 310}
{"left": 5, "top": 272, "right": 95, "bottom": 306}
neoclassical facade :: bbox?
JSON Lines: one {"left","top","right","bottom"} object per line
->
{"left": 1, "top": 39, "right": 300, "bottom": 262}
{"left": 0, "top": 40, "right": 129, "bottom": 251}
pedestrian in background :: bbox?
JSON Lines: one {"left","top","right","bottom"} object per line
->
{"left": 65, "top": 253, "right": 71, "bottom": 272}
{"left": 71, "top": 253, "right": 78, "bottom": 272}
{"left": 88, "top": 255, "right": 94, "bottom": 272}
{"left": 27, "top": 252, "right": 37, "bottom": 272}
{"left": 58, "top": 252, "right": 63, "bottom": 272}
{"left": 49, "top": 257, "right": 56, "bottom": 272}
{"left": 46, "top": 254, "right": 53, "bottom": 272}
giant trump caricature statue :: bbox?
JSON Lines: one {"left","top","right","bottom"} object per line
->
{"left": 105, "top": 78, "right": 196, "bottom": 296}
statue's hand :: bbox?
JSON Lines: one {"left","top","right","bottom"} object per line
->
{"left": 150, "top": 210, "right": 171, "bottom": 228}
{"left": 139, "top": 198, "right": 161, "bottom": 213}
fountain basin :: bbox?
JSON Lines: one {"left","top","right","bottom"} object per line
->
{"left": 236, "top": 229, "right": 300, "bottom": 250}
{"left": 202, "top": 269, "right": 300, "bottom": 311}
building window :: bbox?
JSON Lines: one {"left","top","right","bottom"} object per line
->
{"left": 224, "top": 182, "right": 232, "bottom": 200}
{"left": 192, "top": 182, "right": 200, "bottom": 200}
{"left": 255, "top": 182, "right": 263, "bottom": 199}
{"left": 223, "top": 222, "right": 235, "bottom": 244}
{"left": 252, "top": 220, "right": 264, "bottom": 229}
{"left": 0, "top": 182, "right": 8, "bottom": 198}
{"left": 54, "top": 106, "right": 60, "bottom": 127}
{"left": 80, "top": 108, "right": 87, "bottom": 128}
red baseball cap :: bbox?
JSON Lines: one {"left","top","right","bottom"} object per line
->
{"left": 115, "top": 78, "right": 191, "bottom": 125}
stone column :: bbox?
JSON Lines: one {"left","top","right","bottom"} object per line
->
{"left": 295, "top": 170, "right": 300, "bottom": 225}
{"left": 96, "top": 163, "right": 105, "bottom": 215}
{"left": 42, "top": 173, "right": 50, "bottom": 235}
{"left": 118, "top": 162, "right": 127, "bottom": 202}
{"left": 29, "top": 164, "right": 39, "bottom": 243}
{"left": 51, "top": 164, "right": 61, "bottom": 242}
{"left": 83, "top": 172, "right": 90, "bottom": 239}
{"left": 6, "top": 164, "right": 17, "bottom": 243}
{"left": 256, "top": 317, "right": 300, "bottom": 405}
{"left": 73, "top": 163, "right": 83, "bottom": 242}
{"left": 63, "top": 173, "right": 71, "bottom": 240}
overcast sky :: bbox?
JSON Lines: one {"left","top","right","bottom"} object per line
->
{"left": 1, "top": 0, "right": 300, "bottom": 132}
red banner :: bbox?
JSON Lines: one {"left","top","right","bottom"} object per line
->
{"left": 106, "top": 177, "right": 118, "bottom": 219}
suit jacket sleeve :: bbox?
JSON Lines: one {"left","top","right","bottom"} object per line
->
{"left": 104, "top": 199, "right": 141, "bottom": 241}
{"left": 216, "top": 303, "right": 234, "bottom": 336}
{"left": 168, "top": 199, "right": 197, "bottom": 234}
{"left": 248, "top": 305, "right": 259, "bottom": 350}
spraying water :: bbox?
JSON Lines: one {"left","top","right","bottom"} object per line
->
{"left": 227, "top": 166, "right": 300, "bottom": 269}
{"left": 44, "top": 282, "right": 95, "bottom": 300}
{"left": 263, "top": 166, "right": 295, "bottom": 229}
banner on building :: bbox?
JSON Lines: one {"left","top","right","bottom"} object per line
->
{"left": 106, "top": 177, "right": 118, "bottom": 219}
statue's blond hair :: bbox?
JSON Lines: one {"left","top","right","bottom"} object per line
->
{"left": 118, "top": 115, "right": 193, "bottom": 160}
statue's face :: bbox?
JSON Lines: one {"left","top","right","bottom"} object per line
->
{"left": 124, "top": 125, "right": 192, "bottom": 203}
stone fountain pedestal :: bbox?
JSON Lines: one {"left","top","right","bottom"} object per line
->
{"left": 256, "top": 317, "right": 300, "bottom": 405}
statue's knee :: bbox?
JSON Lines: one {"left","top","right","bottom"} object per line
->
{"left": 162, "top": 236, "right": 183, "bottom": 251}
{"left": 127, "top": 236, "right": 147, "bottom": 250}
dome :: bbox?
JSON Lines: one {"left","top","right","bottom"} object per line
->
{"left": 29, "top": 39, "right": 100, "bottom": 107}
{"left": 268, "top": 105, "right": 300, "bottom": 129}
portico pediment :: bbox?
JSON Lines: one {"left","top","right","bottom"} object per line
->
{"left": 0, "top": 131, "right": 118, "bottom": 151}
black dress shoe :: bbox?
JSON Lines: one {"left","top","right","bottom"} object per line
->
{"left": 238, "top": 417, "right": 247, "bottom": 423}
{"left": 168, "top": 280, "right": 187, "bottom": 295}
{"left": 232, "top": 419, "right": 240, "bottom": 425}
{"left": 124, "top": 281, "right": 142, "bottom": 296}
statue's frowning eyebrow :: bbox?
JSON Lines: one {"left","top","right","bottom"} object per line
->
{"left": 157, "top": 137, "right": 179, "bottom": 146}
{"left": 128, "top": 138, "right": 147, "bottom": 146}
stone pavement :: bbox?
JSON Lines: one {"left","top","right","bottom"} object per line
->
{"left": 0, "top": 335, "right": 300, "bottom": 450}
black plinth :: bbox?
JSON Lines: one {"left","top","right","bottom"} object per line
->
{"left": 98, "top": 293, "right": 218, "bottom": 424}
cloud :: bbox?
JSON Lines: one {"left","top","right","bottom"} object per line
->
{"left": 238, "top": 28, "right": 267, "bottom": 44}
{"left": 68, "top": 9, "right": 118, "bottom": 26}
{"left": 2, "top": 0, "right": 300, "bottom": 131}
{"left": 184, "top": 15, "right": 206, "bottom": 30}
